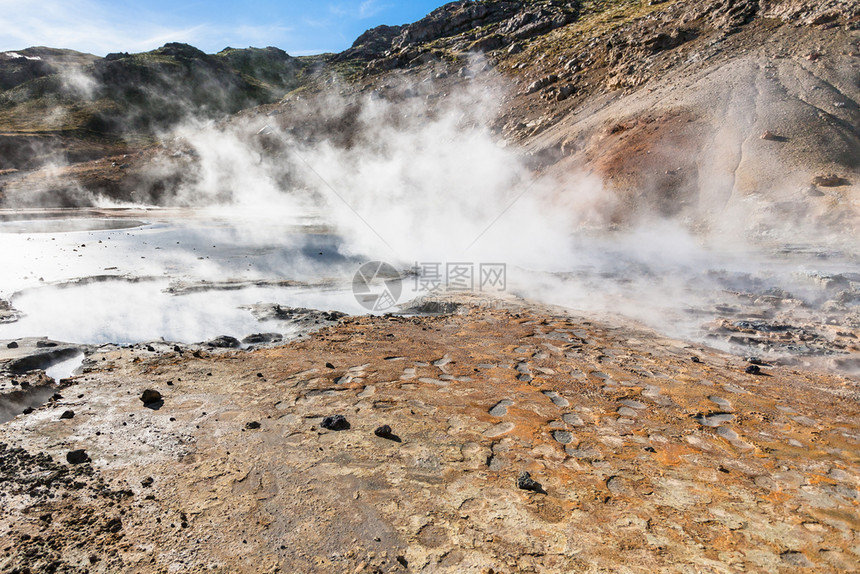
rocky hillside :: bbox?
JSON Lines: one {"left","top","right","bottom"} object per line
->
{"left": 0, "top": 43, "right": 317, "bottom": 172}
{"left": 1, "top": 0, "right": 859, "bottom": 241}
{"left": 0, "top": 47, "right": 98, "bottom": 91}
{"left": 0, "top": 43, "right": 311, "bottom": 134}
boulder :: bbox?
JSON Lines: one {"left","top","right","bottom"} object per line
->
{"left": 66, "top": 449, "right": 89, "bottom": 465}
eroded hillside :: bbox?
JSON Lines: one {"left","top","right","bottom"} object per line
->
{"left": 1, "top": 0, "right": 857, "bottom": 243}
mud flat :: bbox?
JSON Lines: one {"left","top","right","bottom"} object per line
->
{"left": 0, "top": 295, "right": 858, "bottom": 573}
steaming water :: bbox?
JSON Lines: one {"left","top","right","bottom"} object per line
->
{"left": 0, "top": 208, "right": 857, "bottom": 376}
{"left": 0, "top": 385, "right": 56, "bottom": 425}
{"left": 0, "top": 209, "right": 370, "bottom": 345}
{"left": 45, "top": 352, "right": 85, "bottom": 381}
{"left": 0, "top": 281, "right": 369, "bottom": 345}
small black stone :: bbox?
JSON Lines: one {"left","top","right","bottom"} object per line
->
{"left": 22, "top": 407, "right": 34, "bottom": 415}
{"left": 59, "top": 410, "right": 75, "bottom": 420}
{"left": 325, "top": 362, "right": 335, "bottom": 369}
{"left": 691, "top": 356, "right": 701, "bottom": 363}
{"left": 140, "top": 389, "right": 162, "bottom": 404}
{"left": 744, "top": 365, "right": 761, "bottom": 375}
{"left": 516, "top": 471, "right": 545, "bottom": 493}
{"left": 320, "top": 414, "right": 349, "bottom": 431}
{"left": 6, "top": 341, "right": 18, "bottom": 349}
{"left": 173, "top": 345, "right": 182, "bottom": 353}
{"left": 146, "top": 345, "right": 155, "bottom": 352}
{"left": 141, "top": 477, "right": 154, "bottom": 487}
{"left": 374, "top": 424, "right": 392, "bottom": 438}
{"left": 245, "top": 421, "right": 261, "bottom": 430}
{"left": 66, "top": 450, "right": 89, "bottom": 465}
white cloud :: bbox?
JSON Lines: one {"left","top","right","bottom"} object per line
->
{"left": 0, "top": 0, "right": 296, "bottom": 55}
{"left": 359, "top": 0, "right": 391, "bottom": 19}
{"left": 0, "top": 0, "right": 204, "bottom": 54}
{"left": 329, "top": 0, "right": 392, "bottom": 20}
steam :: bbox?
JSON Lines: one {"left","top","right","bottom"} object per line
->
{"left": 153, "top": 69, "right": 617, "bottom": 272}
{"left": 59, "top": 67, "right": 98, "bottom": 100}
{"left": 0, "top": 61, "right": 857, "bottom": 376}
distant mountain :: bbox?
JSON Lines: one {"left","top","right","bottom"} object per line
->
{"left": 0, "top": 47, "right": 99, "bottom": 91}
{"left": 0, "top": 42, "right": 316, "bottom": 137}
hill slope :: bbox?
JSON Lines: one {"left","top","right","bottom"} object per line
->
{"left": 1, "top": 0, "right": 858, "bottom": 242}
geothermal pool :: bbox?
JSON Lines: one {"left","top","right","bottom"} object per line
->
{"left": 0, "top": 207, "right": 858, "bottom": 376}
{"left": 0, "top": 208, "right": 373, "bottom": 345}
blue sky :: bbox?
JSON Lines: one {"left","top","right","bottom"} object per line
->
{"left": 0, "top": 1, "right": 451, "bottom": 56}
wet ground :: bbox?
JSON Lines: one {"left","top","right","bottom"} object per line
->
{"left": 0, "top": 208, "right": 368, "bottom": 343}
{"left": 528, "top": 239, "right": 860, "bottom": 376}
{"left": 0, "top": 208, "right": 857, "bottom": 381}
{"left": 0, "top": 297, "right": 857, "bottom": 572}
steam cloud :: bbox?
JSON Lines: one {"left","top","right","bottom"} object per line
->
{"left": 153, "top": 67, "right": 617, "bottom": 270}
{"left": 0, "top": 61, "right": 857, "bottom": 376}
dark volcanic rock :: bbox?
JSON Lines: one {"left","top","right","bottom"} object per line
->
{"left": 241, "top": 333, "right": 282, "bottom": 345}
{"left": 516, "top": 470, "right": 545, "bottom": 493}
{"left": 374, "top": 424, "right": 392, "bottom": 437}
{"left": 140, "top": 389, "right": 162, "bottom": 405}
{"left": 398, "top": 300, "right": 462, "bottom": 315}
{"left": 320, "top": 414, "right": 350, "bottom": 431}
{"left": 59, "top": 410, "right": 75, "bottom": 420}
{"left": 245, "top": 421, "right": 261, "bottom": 430}
{"left": 246, "top": 304, "right": 347, "bottom": 325}
{"left": 206, "top": 335, "right": 241, "bottom": 348}
{"left": 66, "top": 449, "right": 89, "bottom": 465}
{"left": 6, "top": 341, "right": 18, "bottom": 349}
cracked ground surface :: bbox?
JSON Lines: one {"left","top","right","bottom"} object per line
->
{"left": 1, "top": 299, "right": 858, "bottom": 573}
